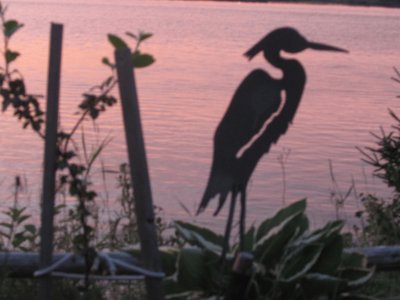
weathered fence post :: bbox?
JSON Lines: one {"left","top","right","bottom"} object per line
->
{"left": 224, "top": 252, "right": 254, "bottom": 300}
{"left": 39, "top": 23, "right": 63, "bottom": 300}
{"left": 115, "top": 48, "right": 164, "bottom": 300}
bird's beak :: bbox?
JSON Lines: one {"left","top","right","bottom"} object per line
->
{"left": 307, "top": 41, "right": 348, "bottom": 53}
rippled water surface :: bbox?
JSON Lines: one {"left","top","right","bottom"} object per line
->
{"left": 1, "top": 0, "right": 400, "bottom": 230}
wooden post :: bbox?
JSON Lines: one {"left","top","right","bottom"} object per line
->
{"left": 115, "top": 48, "right": 164, "bottom": 300}
{"left": 224, "top": 252, "right": 254, "bottom": 300}
{"left": 39, "top": 23, "right": 63, "bottom": 300}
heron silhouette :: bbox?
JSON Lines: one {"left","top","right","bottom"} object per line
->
{"left": 197, "top": 27, "right": 347, "bottom": 258}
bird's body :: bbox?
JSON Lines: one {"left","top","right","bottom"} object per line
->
{"left": 197, "top": 27, "right": 346, "bottom": 257}
{"left": 201, "top": 70, "right": 282, "bottom": 211}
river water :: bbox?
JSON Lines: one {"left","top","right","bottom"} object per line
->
{"left": 1, "top": 0, "right": 400, "bottom": 231}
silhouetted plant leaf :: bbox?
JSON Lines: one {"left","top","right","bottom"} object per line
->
{"left": 138, "top": 31, "right": 153, "bottom": 42}
{"left": 310, "top": 234, "right": 343, "bottom": 275}
{"left": 243, "top": 226, "right": 255, "bottom": 251}
{"left": 340, "top": 268, "right": 374, "bottom": 288}
{"left": 174, "top": 220, "right": 223, "bottom": 254}
{"left": 302, "top": 273, "right": 347, "bottom": 295}
{"left": 255, "top": 198, "right": 307, "bottom": 242}
{"left": 254, "top": 212, "right": 307, "bottom": 267}
{"left": 5, "top": 50, "right": 19, "bottom": 63}
{"left": 107, "top": 34, "right": 128, "bottom": 49}
{"left": 177, "top": 247, "right": 206, "bottom": 290}
{"left": 101, "top": 57, "right": 114, "bottom": 68}
{"left": 3, "top": 19, "right": 23, "bottom": 37}
{"left": 12, "top": 232, "right": 27, "bottom": 248}
{"left": 0, "top": 222, "right": 12, "bottom": 229}
{"left": 158, "top": 246, "right": 179, "bottom": 276}
{"left": 340, "top": 294, "right": 376, "bottom": 300}
{"left": 132, "top": 51, "right": 155, "bottom": 68}
{"left": 24, "top": 224, "right": 36, "bottom": 234}
{"left": 342, "top": 252, "right": 367, "bottom": 269}
{"left": 280, "top": 243, "right": 323, "bottom": 282}
{"left": 125, "top": 31, "right": 137, "bottom": 40}
{"left": 2, "top": 97, "right": 10, "bottom": 112}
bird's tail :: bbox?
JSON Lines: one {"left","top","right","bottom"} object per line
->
{"left": 243, "top": 39, "right": 264, "bottom": 60}
{"left": 197, "top": 173, "right": 231, "bottom": 216}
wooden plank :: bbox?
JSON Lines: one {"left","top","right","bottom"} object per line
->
{"left": 115, "top": 48, "right": 164, "bottom": 300}
{"left": 39, "top": 23, "right": 63, "bottom": 300}
{"left": 346, "top": 245, "right": 400, "bottom": 271}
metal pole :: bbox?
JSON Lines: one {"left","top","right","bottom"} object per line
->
{"left": 115, "top": 48, "right": 164, "bottom": 300}
{"left": 39, "top": 23, "right": 63, "bottom": 300}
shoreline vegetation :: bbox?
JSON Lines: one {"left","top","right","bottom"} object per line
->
{"left": 191, "top": 0, "right": 400, "bottom": 8}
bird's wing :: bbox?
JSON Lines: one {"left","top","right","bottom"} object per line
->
{"left": 198, "top": 69, "right": 282, "bottom": 215}
{"left": 218, "top": 69, "right": 282, "bottom": 153}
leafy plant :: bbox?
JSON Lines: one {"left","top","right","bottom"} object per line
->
{"left": 355, "top": 68, "right": 400, "bottom": 246}
{"left": 0, "top": 3, "right": 44, "bottom": 137}
{"left": 359, "top": 109, "right": 400, "bottom": 195}
{"left": 0, "top": 176, "right": 38, "bottom": 251}
{"left": 146, "top": 200, "right": 375, "bottom": 300}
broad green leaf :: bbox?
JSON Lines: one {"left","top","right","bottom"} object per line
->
{"left": 302, "top": 273, "right": 347, "bottom": 295}
{"left": 255, "top": 211, "right": 307, "bottom": 250}
{"left": 255, "top": 199, "right": 307, "bottom": 242}
{"left": 255, "top": 212, "right": 307, "bottom": 267}
{"left": 132, "top": 51, "right": 155, "bottom": 68}
{"left": 280, "top": 243, "right": 323, "bottom": 282}
{"left": 5, "top": 50, "right": 19, "bottom": 64}
{"left": 159, "top": 246, "right": 179, "bottom": 276}
{"left": 339, "top": 294, "right": 376, "bottom": 300}
{"left": 301, "top": 220, "right": 344, "bottom": 246}
{"left": 243, "top": 226, "right": 255, "bottom": 251}
{"left": 174, "top": 220, "right": 223, "bottom": 254}
{"left": 339, "top": 268, "right": 374, "bottom": 288}
{"left": 3, "top": 20, "right": 23, "bottom": 37}
{"left": 177, "top": 247, "right": 206, "bottom": 290}
{"left": 163, "top": 278, "right": 192, "bottom": 299}
{"left": 310, "top": 234, "right": 343, "bottom": 275}
{"left": 107, "top": 34, "right": 128, "bottom": 49}
{"left": 341, "top": 251, "right": 368, "bottom": 269}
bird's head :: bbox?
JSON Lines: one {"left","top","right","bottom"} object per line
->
{"left": 244, "top": 27, "right": 348, "bottom": 62}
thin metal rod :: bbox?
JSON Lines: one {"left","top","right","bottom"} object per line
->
{"left": 239, "top": 191, "right": 246, "bottom": 251}
{"left": 39, "top": 23, "right": 63, "bottom": 300}
{"left": 221, "top": 191, "right": 237, "bottom": 262}
{"left": 115, "top": 47, "right": 164, "bottom": 300}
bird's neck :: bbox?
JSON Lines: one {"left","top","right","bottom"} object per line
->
{"left": 282, "top": 59, "right": 306, "bottom": 88}
{"left": 268, "top": 51, "right": 302, "bottom": 72}
{"left": 267, "top": 52, "right": 305, "bottom": 86}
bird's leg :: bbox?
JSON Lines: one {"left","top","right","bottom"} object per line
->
{"left": 221, "top": 189, "right": 237, "bottom": 263}
{"left": 239, "top": 190, "right": 246, "bottom": 251}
